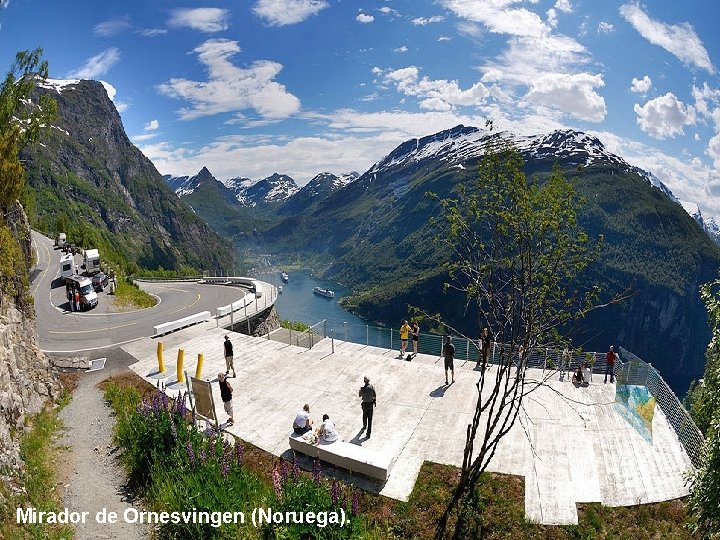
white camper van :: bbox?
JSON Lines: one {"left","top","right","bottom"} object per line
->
{"left": 83, "top": 249, "right": 101, "bottom": 275}
{"left": 55, "top": 233, "right": 67, "bottom": 248}
{"left": 67, "top": 275, "right": 98, "bottom": 310}
{"left": 60, "top": 253, "right": 76, "bottom": 283}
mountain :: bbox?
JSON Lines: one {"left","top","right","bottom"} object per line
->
{"left": 680, "top": 200, "right": 720, "bottom": 245}
{"left": 261, "top": 125, "right": 720, "bottom": 395}
{"left": 21, "top": 79, "right": 234, "bottom": 272}
{"left": 278, "top": 171, "right": 358, "bottom": 216}
{"left": 233, "top": 173, "right": 299, "bottom": 207}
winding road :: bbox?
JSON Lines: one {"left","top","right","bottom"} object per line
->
{"left": 31, "top": 231, "right": 248, "bottom": 353}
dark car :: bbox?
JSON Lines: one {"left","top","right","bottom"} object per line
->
{"left": 92, "top": 272, "right": 108, "bottom": 291}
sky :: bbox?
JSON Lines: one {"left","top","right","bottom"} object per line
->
{"left": 2, "top": 0, "right": 720, "bottom": 219}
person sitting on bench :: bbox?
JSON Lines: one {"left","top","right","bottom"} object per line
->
{"left": 316, "top": 414, "right": 339, "bottom": 443}
{"left": 293, "top": 404, "right": 313, "bottom": 435}
{"left": 572, "top": 365, "right": 585, "bottom": 385}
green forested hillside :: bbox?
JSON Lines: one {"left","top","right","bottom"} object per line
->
{"left": 20, "top": 80, "right": 234, "bottom": 273}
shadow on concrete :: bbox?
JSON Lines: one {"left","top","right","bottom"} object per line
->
{"left": 429, "top": 384, "right": 448, "bottom": 397}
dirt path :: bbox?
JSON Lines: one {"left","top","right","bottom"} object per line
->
{"left": 56, "top": 349, "right": 149, "bottom": 539}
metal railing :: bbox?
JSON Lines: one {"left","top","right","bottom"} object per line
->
{"left": 619, "top": 348, "right": 704, "bottom": 467}
{"left": 294, "top": 319, "right": 327, "bottom": 350}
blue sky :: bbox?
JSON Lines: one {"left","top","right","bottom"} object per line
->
{"left": 2, "top": 0, "right": 720, "bottom": 218}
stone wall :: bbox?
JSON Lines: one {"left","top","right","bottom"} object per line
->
{"left": 0, "top": 203, "right": 62, "bottom": 500}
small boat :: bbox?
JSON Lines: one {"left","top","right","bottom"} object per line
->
{"left": 281, "top": 271, "right": 289, "bottom": 283}
{"left": 313, "top": 286, "right": 335, "bottom": 298}
{"left": 278, "top": 286, "right": 283, "bottom": 294}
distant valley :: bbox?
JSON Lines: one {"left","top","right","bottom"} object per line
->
{"left": 166, "top": 125, "right": 720, "bottom": 396}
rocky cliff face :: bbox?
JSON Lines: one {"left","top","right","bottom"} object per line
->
{"left": 21, "top": 79, "right": 234, "bottom": 272}
{"left": 0, "top": 205, "right": 61, "bottom": 500}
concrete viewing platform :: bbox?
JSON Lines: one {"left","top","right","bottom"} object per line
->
{"left": 121, "top": 325, "right": 693, "bottom": 525}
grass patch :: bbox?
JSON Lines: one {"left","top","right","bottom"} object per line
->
{"left": 100, "top": 372, "right": 696, "bottom": 540}
{"left": 0, "top": 395, "right": 73, "bottom": 540}
{"left": 281, "top": 320, "right": 311, "bottom": 331}
{"left": 112, "top": 278, "right": 156, "bottom": 309}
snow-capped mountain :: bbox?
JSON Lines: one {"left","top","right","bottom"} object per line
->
{"left": 680, "top": 200, "right": 720, "bottom": 244}
{"left": 231, "top": 173, "right": 299, "bottom": 207}
{"left": 278, "top": 171, "right": 359, "bottom": 215}
{"left": 163, "top": 167, "right": 221, "bottom": 197}
{"left": 366, "top": 125, "right": 631, "bottom": 180}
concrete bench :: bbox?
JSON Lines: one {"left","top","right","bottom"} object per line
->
{"left": 153, "top": 311, "right": 211, "bottom": 336}
{"left": 288, "top": 432, "right": 395, "bottom": 482}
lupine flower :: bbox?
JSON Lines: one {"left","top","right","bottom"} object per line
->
{"left": 220, "top": 454, "right": 230, "bottom": 480}
{"left": 235, "top": 442, "right": 244, "bottom": 467}
{"left": 280, "top": 459, "right": 288, "bottom": 483}
{"left": 199, "top": 447, "right": 207, "bottom": 465}
{"left": 291, "top": 457, "right": 300, "bottom": 480}
{"left": 312, "top": 458, "right": 322, "bottom": 485}
{"left": 170, "top": 416, "right": 178, "bottom": 442}
{"left": 331, "top": 480, "right": 340, "bottom": 504}
{"left": 271, "top": 466, "right": 283, "bottom": 499}
{"left": 351, "top": 489, "right": 360, "bottom": 515}
{"left": 186, "top": 440, "right": 195, "bottom": 465}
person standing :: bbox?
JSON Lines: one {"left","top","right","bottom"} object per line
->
{"left": 74, "top": 289, "right": 81, "bottom": 312}
{"left": 561, "top": 346, "right": 572, "bottom": 381}
{"left": 480, "top": 327, "right": 491, "bottom": 369}
{"left": 443, "top": 335, "right": 455, "bottom": 385}
{"left": 217, "top": 372, "right": 234, "bottom": 426}
{"left": 359, "top": 376, "right": 376, "bottom": 438}
{"left": 399, "top": 320, "right": 411, "bottom": 356}
{"left": 605, "top": 345, "right": 617, "bottom": 384}
{"left": 223, "top": 334, "right": 236, "bottom": 378}
{"left": 411, "top": 321, "right": 420, "bottom": 355}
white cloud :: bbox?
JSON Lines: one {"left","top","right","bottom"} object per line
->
{"left": 157, "top": 38, "right": 300, "bottom": 120}
{"left": 140, "top": 28, "right": 168, "bottom": 37}
{"left": 411, "top": 15, "right": 444, "bottom": 26}
{"left": 437, "top": 36, "right": 452, "bottom": 42}
{"left": 524, "top": 72, "right": 606, "bottom": 122}
{"left": 357, "top": 13, "right": 374, "bottom": 24}
{"left": 144, "top": 119, "right": 160, "bottom": 131}
{"left": 691, "top": 83, "right": 720, "bottom": 119}
{"left": 709, "top": 134, "right": 720, "bottom": 169}
{"left": 597, "top": 21, "right": 614, "bottom": 34}
{"left": 554, "top": 0, "right": 572, "bottom": 13}
{"left": 253, "top": 0, "right": 329, "bottom": 26}
{"left": 439, "top": 0, "right": 549, "bottom": 38}
{"left": 68, "top": 48, "right": 121, "bottom": 79}
{"left": 619, "top": 1, "right": 715, "bottom": 74}
{"left": 380, "top": 66, "right": 491, "bottom": 111}
{"left": 630, "top": 75, "right": 652, "bottom": 95}
{"left": 379, "top": 7, "right": 400, "bottom": 17}
{"left": 94, "top": 16, "right": 132, "bottom": 37}
{"left": 0, "top": 1, "right": 9, "bottom": 8}
{"left": 547, "top": 9, "right": 558, "bottom": 29}
{"left": 132, "top": 133, "right": 159, "bottom": 142}
{"left": 168, "top": 8, "right": 229, "bottom": 33}
{"left": 394, "top": 46, "right": 408, "bottom": 53}
{"left": 633, "top": 93, "right": 697, "bottom": 139}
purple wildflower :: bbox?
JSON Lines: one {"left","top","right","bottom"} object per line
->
{"left": 186, "top": 440, "right": 195, "bottom": 465}
{"left": 351, "top": 489, "right": 360, "bottom": 515}
{"left": 280, "top": 459, "right": 288, "bottom": 483}
{"left": 220, "top": 454, "right": 230, "bottom": 480}
{"left": 235, "top": 442, "right": 244, "bottom": 467}
{"left": 199, "top": 447, "right": 207, "bottom": 465}
{"left": 312, "top": 458, "right": 322, "bottom": 485}
{"left": 170, "top": 416, "right": 178, "bottom": 442}
{"left": 291, "top": 456, "right": 300, "bottom": 480}
{"left": 271, "top": 466, "right": 283, "bottom": 499}
{"left": 331, "top": 480, "right": 340, "bottom": 504}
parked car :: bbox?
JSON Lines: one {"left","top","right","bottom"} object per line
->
{"left": 92, "top": 272, "right": 108, "bottom": 291}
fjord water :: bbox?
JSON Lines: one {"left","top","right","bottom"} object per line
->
{"left": 259, "top": 270, "right": 371, "bottom": 342}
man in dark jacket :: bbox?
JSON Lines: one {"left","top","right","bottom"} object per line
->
{"left": 358, "top": 376, "right": 376, "bottom": 438}
{"left": 223, "top": 335, "right": 236, "bottom": 377}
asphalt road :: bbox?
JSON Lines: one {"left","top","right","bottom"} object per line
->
{"left": 31, "top": 231, "right": 247, "bottom": 353}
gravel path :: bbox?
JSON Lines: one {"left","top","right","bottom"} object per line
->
{"left": 56, "top": 348, "right": 150, "bottom": 539}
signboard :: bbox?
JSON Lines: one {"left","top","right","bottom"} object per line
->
{"left": 189, "top": 376, "right": 217, "bottom": 426}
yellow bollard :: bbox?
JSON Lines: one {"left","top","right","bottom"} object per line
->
{"left": 195, "top": 353, "right": 204, "bottom": 379}
{"left": 177, "top": 349, "right": 185, "bottom": 383}
{"left": 157, "top": 342, "right": 165, "bottom": 373}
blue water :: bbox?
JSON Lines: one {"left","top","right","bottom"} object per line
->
{"left": 259, "top": 270, "right": 371, "bottom": 342}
